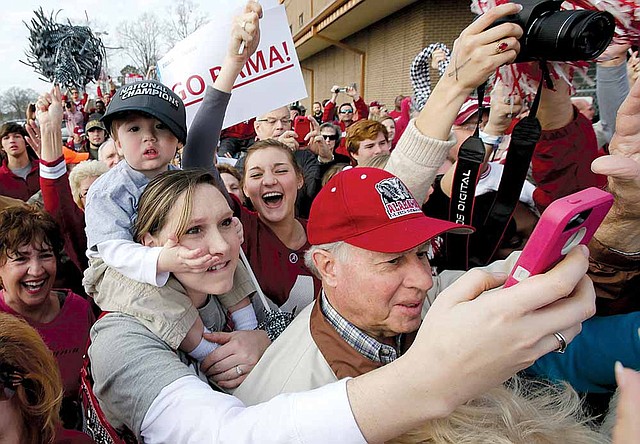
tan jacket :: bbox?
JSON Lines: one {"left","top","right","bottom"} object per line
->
{"left": 234, "top": 255, "right": 517, "bottom": 406}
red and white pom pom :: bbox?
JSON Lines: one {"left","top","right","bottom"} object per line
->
{"left": 563, "top": 0, "right": 640, "bottom": 43}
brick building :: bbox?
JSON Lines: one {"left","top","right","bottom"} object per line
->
{"left": 283, "top": 0, "right": 474, "bottom": 110}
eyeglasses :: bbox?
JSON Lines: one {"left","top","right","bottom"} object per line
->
{"left": 321, "top": 134, "right": 339, "bottom": 141}
{"left": 339, "top": 109, "right": 353, "bottom": 114}
{"left": 256, "top": 117, "right": 292, "bottom": 125}
{"left": 0, "top": 364, "right": 27, "bottom": 401}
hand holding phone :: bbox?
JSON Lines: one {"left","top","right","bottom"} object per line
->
{"left": 293, "top": 116, "right": 312, "bottom": 146}
{"left": 504, "top": 187, "right": 613, "bottom": 287}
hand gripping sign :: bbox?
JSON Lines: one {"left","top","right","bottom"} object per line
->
{"left": 157, "top": 0, "right": 307, "bottom": 129}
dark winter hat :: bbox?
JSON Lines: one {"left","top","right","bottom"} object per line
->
{"left": 101, "top": 80, "right": 187, "bottom": 144}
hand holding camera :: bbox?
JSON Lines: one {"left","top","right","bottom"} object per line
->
{"left": 490, "top": 0, "right": 614, "bottom": 63}
{"left": 331, "top": 83, "right": 357, "bottom": 95}
{"left": 344, "top": 83, "right": 358, "bottom": 98}
{"left": 443, "top": 3, "right": 523, "bottom": 94}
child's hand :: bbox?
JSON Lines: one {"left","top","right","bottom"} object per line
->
{"left": 232, "top": 216, "right": 244, "bottom": 244}
{"left": 157, "top": 234, "right": 218, "bottom": 274}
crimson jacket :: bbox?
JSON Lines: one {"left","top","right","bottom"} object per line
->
{"left": 221, "top": 118, "right": 256, "bottom": 140}
{"left": 40, "top": 156, "right": 88, "bottom": 273}
{"left": 532, "top": 109, "right": 606, "bottom": 211}
{"left": 0, "top": 158, "right": 40, "bottom": 201}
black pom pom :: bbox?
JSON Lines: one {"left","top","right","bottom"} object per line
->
{"left": 21, "top": 8, "right": 106, "bottom": 89}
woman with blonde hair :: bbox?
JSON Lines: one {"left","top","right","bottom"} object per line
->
{"left": 0, "top": 312, "right": 61, "bottom": 443}
{"left": 68, "top": 160, "right": 109, "bottom": 210}
{"left": 0, "top": 312, "right": 93, "bottom": 443}
{"left": 389, "top": 377, "right": 607, "bottom": 444}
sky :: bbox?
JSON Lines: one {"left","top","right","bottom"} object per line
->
{"left": 0, "top": 0, "right": 254, "bottom": 95}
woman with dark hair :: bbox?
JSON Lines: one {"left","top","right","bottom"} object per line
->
{"left": 217, "top": 163, "right": 245, "bottom": 204}
{"left": 0, "top": 205, "right": 94, "bottom": 431}
{"left": 238, "top": 139, "right": 322, "bottom": 316}
{"left": 0, "top": 122, "right": 40, "bottom": 201}
{"left": 320, "top": 121, "right": 350, "bottom": 164}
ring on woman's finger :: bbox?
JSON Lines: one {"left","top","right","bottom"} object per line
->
{"left": 235, "top": 365, "right": 243, "bottom": 376}
{"left": 495, "top": 41, "right": 509, "bottom": 54}
{"left": 553, "top": 332, "right": 567, "bottom": 354}
{"left": 241, "top": 21, "right": 248, "bottom": 32}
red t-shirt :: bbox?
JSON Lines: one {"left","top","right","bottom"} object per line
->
{"left": 0, "top": 290, "right": 94, "bottom": 397}
{"left": 237, "top": 202, "right": 321, "bottom": 314}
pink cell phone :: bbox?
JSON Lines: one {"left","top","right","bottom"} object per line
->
{"left": 504, "top": 187, "right": 613, "bottom": 287}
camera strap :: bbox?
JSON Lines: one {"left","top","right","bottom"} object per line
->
{"left": 446, "top": 84, "right": 486, "bottom": 270}
{"left": 470, "top": 63, "right": 551, "bottom": 266}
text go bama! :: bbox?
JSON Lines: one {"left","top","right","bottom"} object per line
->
{"left": 172, "top": 42, "right": 293, "bottom": 107}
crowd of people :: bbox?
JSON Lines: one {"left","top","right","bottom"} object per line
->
{"left": 0, "top": 1, "right": 639, "bottom": 443}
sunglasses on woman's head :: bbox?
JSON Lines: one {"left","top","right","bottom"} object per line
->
{"left": 0, "top": 364, "right": 26, "bottom": 401}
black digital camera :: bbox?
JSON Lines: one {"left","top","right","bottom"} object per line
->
{"left": 494, "top": 0, "right": 615, "bottom": 62}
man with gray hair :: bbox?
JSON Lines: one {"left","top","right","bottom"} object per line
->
{"left": 97, "top": 139, "right": 121, "bottom": 169}
{"left": 233, "top": 167, "right": 593, "bottom": 405}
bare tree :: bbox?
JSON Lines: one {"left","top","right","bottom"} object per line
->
{"left": 117, "top": 13, "right": 164, "bottom": 76}
{"left": 164, "top": 0, "right": 209, "bottom": 46}
{"left": 0, "top": 87, "right": 38, "bottom": 120}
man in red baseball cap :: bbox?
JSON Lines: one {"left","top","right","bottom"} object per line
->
{"left": 234, "top": 167, "right": 473, "bottom": 404}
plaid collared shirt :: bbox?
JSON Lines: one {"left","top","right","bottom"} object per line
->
{"left": 320, "top": 292, "right": 402, "bottom": 365}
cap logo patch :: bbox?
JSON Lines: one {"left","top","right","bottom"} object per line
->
{"left": 119, "top": 82, "right": 180, "bottom": 109}
{"left": 374, "top": 177, "right": 421, "bottom": 219}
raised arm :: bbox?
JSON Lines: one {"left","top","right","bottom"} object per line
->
{"left": 34, "top": 85, "right": 88, "bottom": 272}
{"left": 589, "top": 73, "right": 640, "bottom": 314}
{"left": 532, "top": 77, "right": 602, "bottom": 210}
{"left": 386, "top": 3, "right": 523, "bottom": 201}
{"left": 182, "top": 1, "right": 262, "bottom": 172}
{"left": 595, "top": 43, "right": 631, "bottom": 147}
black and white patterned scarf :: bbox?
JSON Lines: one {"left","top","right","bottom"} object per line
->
{"left": 410, "top": 43, "right": 451, "bottom": 111}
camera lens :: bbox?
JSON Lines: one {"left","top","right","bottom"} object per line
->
{"left": 527, "top": 10, "right": 614, "bottom": 61}
{"left": 571, "top": 13, "right": 615, "bottom": 57}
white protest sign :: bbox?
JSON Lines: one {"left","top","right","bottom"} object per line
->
{"left": 157, "top": 1, "right": 307, "bottom": 128}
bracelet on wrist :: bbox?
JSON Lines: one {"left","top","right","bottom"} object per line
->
{"left": 318, "top": 154, "right": 334, "bottom": 164}
{"left": 479, "top": 130, "right": 504, "bottom": 146}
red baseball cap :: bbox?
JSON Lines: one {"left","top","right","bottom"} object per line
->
{"left": 308, "top": 168, "right": 473, "bottom": 253}
{"left": 369, "top": 100, "right": 384, "bottom": 108}
{"left": 454, "top": 96, "right": 491, "bottom": 126}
